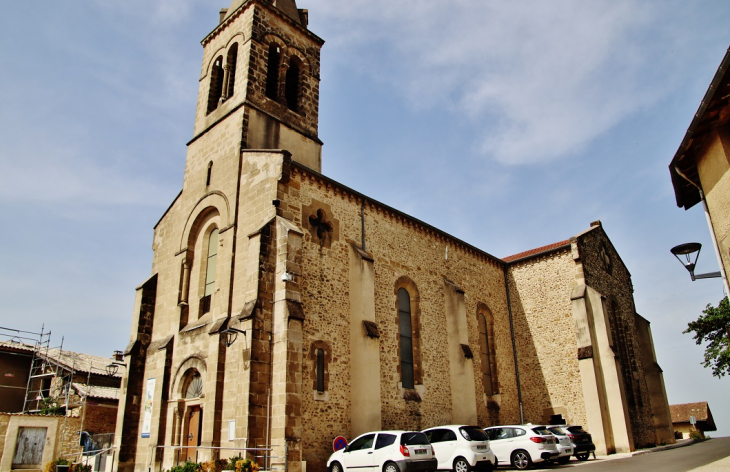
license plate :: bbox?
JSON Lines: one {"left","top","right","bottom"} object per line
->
{"left": 414, "top": 449, "right": 427, "bottom": 455}
{"left": 477, "top": 445, "right": 486, "bottom": 450}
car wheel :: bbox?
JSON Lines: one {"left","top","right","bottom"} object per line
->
{"left": 331, "top": 462, "right": 343, "bottom": 472}
{"left": 510, "top": 450, "right": 532, "bottom": 470}
{"left": 384, "top": 461, "right": 399, "bottom": 472}
{"left": 557, "top": 456, "right": 570, "bottom": 465}
{"left": 576, "top": 453, "right": 590, "bottom": 461}
{"left": 453, "top": 457, "right": 470, "bottom": 472}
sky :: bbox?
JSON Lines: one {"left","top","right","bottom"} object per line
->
{"left": 1, "top": 0, "right": 729, "bottom": 438}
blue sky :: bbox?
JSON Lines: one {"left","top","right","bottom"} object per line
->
{"left": 1, "top": 0, "right": 729, "bottom": 437}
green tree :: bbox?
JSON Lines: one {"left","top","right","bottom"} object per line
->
{"left": 684, "top": 296, "right": 730, "bottom": 378}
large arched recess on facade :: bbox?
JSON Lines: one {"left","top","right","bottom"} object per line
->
{"left": 170, "top": 355, "right": 208, "bottom": 400}
{"left": 179, "top": 191, "right": 232, "bottom": 253}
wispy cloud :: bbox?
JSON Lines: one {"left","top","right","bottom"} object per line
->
{"left": 310, "top": 0, "right": 700, "bottom": 164}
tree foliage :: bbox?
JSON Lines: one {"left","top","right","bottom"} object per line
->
{"left": 684, "top": 296, "right": 730, "bottom": 378}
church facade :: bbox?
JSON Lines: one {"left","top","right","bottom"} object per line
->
{"left": 113, "top": 2, "right": 674, "bottom": 471}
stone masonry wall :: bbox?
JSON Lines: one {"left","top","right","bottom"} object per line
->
{"left": 278, "top": 164, "right": 518, "bottom": 471}
{"left": 506, "top": 248, "right": 588, "bottom": 427}
{"left": 577, "top": 226, "right": 656, "bottom": 447}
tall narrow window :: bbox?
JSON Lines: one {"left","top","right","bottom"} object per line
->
{"left": 398, "top": 288, "right": 414, "bottom": 389}
{"left": 266, "top": 44, "right": 281, "bottom": 100}
{"left": 316, "top": 349, "right": 325, "bottom": 393}
{"left": 206, "top": 162, "right": 213, "bottom": 187}
{"left": 478, "top": 313, "right": 493, "bottom": 396}
{"left": 284, "top": 57, "right": 301, "bottom": 112}
{"left": 201, "top": 229, "right": 218, "bottom": 315}
{"left": 204, "top": 229, "right": 218, "bottom": 296}
{"left": 225, "top": 43, "right": 238, "bottom": 99}
{"left": 207, "top": 57, "right": 224, "bottom": 114}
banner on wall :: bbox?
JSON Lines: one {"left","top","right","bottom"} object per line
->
{"left": 141, "top": 377, "right": 155, "bottom": 438}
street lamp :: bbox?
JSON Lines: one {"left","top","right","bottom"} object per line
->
{"left": 220, "top": 327, "right": 247, "bottom": 347}
{"left": 670, "top": 242, "right": 722, "bottom": 281}
{"left": 105, "top": 362, "right": 125, "bottom": 377}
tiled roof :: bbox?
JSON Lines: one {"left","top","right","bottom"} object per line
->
{"left": 0, "top": 340, "right": 36, "bottom": 353}
{"left": 503, "top": 240, "right": 571, "bottom": 263}
{"left": 0, "top": 341, "right": 121, "bottom": 378}
{"left": 44, "top": 348, "right": 121, "bottom": 378}
{"left": 72, "top": 383, "right": 120, "bottom": 401}
{"left": 669, "top": 402, "right": 717, "bottom": 431}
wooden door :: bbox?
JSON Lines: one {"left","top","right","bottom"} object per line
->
{"left": 185, "top": 406, "right": 202, "bottom": 461}
{"left": 12, "top": 427, "right": 47, "bottom": 468}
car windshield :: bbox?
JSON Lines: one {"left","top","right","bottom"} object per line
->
{"left": 460, "top": 427, "right": 489, "bottom": 441}
{"left": 548, "top": 427, "right": 565, "bottom": 435}
{"left": 401, "top": 432, "right": 430, "bottom": 446}
{"left": 567, "top": 426, "right": 587, "bottom": 434}
{"left": 531, "top": 426, "right": 552, "bottom": 435}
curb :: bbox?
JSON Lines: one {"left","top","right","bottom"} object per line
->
{"left": 632, "top": 438, "right": 698, "bottom": 456}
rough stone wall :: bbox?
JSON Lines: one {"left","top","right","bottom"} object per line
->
{"left": 506, "top": 248, "right": 588, "bottom": 427}
{"left": 60, "top": 416, "right": 83, "bottom": 460}
{"left": 279, "top": 165, "right": 517, "bottom": 471}
{"left": 82, "top": 403, "right": 119, "bottom": 435}
{"left": 248, "top": 3, "right": 321, "bottom": 136}
{"left": 577, "top": 227, "right": 656, "bottom": 447}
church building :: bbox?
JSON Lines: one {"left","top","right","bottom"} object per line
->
{"left": 113, "top": 1, "right": 674, "bottom": 471}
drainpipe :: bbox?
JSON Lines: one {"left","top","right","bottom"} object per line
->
{"left": 503, "top": 264, "right": 524, "bottom": 424}
{"left": 673, "top": 166, "right": 730, "bottom": 296}
{"left": 361, "top": 199, "right": 367, "bottom": 251}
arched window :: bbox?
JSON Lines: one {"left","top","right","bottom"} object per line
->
{"left": 183, "top": 370, "right": 203, "bottom": 399}
{"left": 207, "top": 56, "right": 224, "bottom": 114}
{"left": 398, "top": 287, "right": 414, "bottom": 389}
{"left": 200, "top": 228, "right": 218, "bottom": 315}
{"left": 478, "top": 307, "right": 498, "bottom": 396}
{"left": 224, "top": 43, "right": 238, "bottom": 100}
{"left": 266, "top": 44, "right": 281, "bottom": 100}
{"left": 316, "top": 349, "right": 325, "bottom": 393}
{"left": 284, "top": 57, "right": 301, "bottom": 112}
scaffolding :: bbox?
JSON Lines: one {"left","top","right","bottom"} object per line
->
{"left": 0, "top": 326, "right": 74, "bottom": 414}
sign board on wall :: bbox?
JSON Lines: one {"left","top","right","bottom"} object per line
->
{"left": 141, "top": 378, "right": 156, "bottom": 438}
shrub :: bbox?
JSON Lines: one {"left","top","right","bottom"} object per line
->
{"left": 201, "top": 459, "right": 229, "bottom": 472}
{"left": 43, "top": 458, "right": 71, "bottom": 472}
{"left": 73, "top": 464, "right": 92, "bottom": 472}
{"left": 689, "top": 430, "right": 703, "bottom": 440}
{"left": 223, "top": 456, "right": 259, "bottom": 472}
{"left": 168, "top": 460, "right": 203, "bottom": 472}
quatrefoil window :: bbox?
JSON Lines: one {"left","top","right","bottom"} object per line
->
{"left": 308, "top": 209, "right": 333, "bottom": 244}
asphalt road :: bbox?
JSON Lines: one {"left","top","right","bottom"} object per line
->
{"left": 504, "top": 437, "right": 730, "bottom": 471}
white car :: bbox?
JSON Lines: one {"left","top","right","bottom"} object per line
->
{"left": 544, "top": 426, "right": 572, "bottom": 464}
{"left": 483, "top": 425, "right": 559, "bottom": 470}
{"left": 422, "top": 425, "right": 496, "bottom": 472}
{"left": 328, "top": 431, "right": 438, "bottom": 472}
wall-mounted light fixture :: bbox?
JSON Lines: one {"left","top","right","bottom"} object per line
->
{"left": 220, "top": 327, "right": 247, "bottom": 347}
{"left": 670, "top": 242, "right": 722, "bottom": 281}
{"left": 281, "top": 272, "right": 293, "bottom": 282}
{"left": 105, "top": 361, "right": 126, "bottom": 377}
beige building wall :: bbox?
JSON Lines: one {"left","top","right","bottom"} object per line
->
{"left": 696, "top": 127, "right": 730, "bottom": 278}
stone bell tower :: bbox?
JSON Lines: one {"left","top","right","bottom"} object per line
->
{"left": 189, "top": 0, "right": 324, "bottom": 176}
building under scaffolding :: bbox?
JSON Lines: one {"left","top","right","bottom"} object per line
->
{"left": 0, "top": 326, "right": 123, "bottom": 470}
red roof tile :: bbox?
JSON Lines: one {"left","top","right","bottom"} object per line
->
{"left": 503, "top": 240, "right": 571, "bottom": 263}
